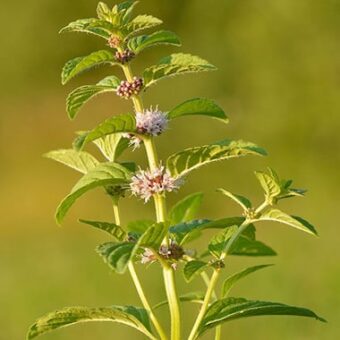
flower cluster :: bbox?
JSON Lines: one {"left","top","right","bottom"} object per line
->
{"left": 122, "top": 133, "right": 143, "bottom": 150}
{"left": 115, "top": 49, "right": 135, "bottom": 64}
{"left": 108, "top": 35, "right": 122, "bottom": 49}
{"left": 136, "top": 108, "right": 168, "bottom": 136}
{"left": 130, "top": 166, "right": 181, "bottom": 202}
{"left": 116, "top": 77, "right": 143, "bottom": 99}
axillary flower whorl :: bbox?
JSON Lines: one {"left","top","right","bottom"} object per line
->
{"left": 115, "top": 49, "right": 135, "bottom": 64}
{"left": 136, "top": 108, "right": 168, "bottom": 136}
{"left": 130, "top": 166, "right": 182, "bottom": 202}
{"left": 107, "top": 35, "right": 122, "bottom": 49}
{"left": 116, "top": 77, "right": 144, "bottom": 99}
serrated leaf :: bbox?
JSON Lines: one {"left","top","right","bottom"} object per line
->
{"left": 167, "top": 139, "right": 266, "bottom": 178}
{"left": 258, "top": 209, "right": 318, "bottom": 236}
{"left": 93, "top": 134, "right": 130, "bottom": 162}
{"left": 143, "top": 53, "right": 216, "bottom": 88}
{"left": 75, "top": 114, "right": 136, "bottom": 150}
{"left": 79, "top": 219, "right": 126, "bottom": 241}
{"left": 153, "top": 292, "right": 204, "bottom": 310}
{"left": 44, "top": 149, "right": 99, "bottom": 174}
{"left": 169, "top": 192, "right": 204, "bottom": 225}
{"left": 27, "top": 305, "right": 155, "bottom": 340}
{"left": 183, "top": 260, "right": 211, "bottom": 282}
{"left": 60, "top": 18, "right": 118, "bottom": 40}
{"left": 255, "top": 170, "right": 281, "bottom": 200}
{"left": 56, "top": 162, "right": 131, "bottom": 224}
{"left": 217, "top": 188, "right": 252, "bottom": 210}
{"left": 97, "top": 2, "right": 113, "bottom": 21}
{"left": 125, "top": 15, "right": 162, "bottom": 36}
{"left": 222, "top": 265, "right": 273, "bottom": 297}
{"left": 168, "top": 98, "right": 228, "bottom": 123}
{"left": 198, "top": 297, "right": 325, "bottom": 336}
{"left": 66, "top": 76, "right": 120, "bottom": 120}
{"left": 62, "top": 50, "right": 115, "bottom": 85}
{"left": 128, "top": 30, "right": 181, "bottom": 54}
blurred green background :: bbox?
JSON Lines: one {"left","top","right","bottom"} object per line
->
{"left": 1, "top": 0, "right": 339, "bottom": 339}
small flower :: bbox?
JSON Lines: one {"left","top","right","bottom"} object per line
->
{"left": 116, "top": 77, "right": 144, "bottom": 99}
{"left": 122, "top": 133, "right": 143, "bottom": 150}
{"left": 115, "top": 49, "right": 135, "bottom": 64}
{"left": 141, "top": 248, "right": 157, "bottom": 264}
{"left": 159, "top": 241, "right": 185, "bottom": 261}
{"left": 130, "top": 166, "right": 182, "bottom": 202}
{"left": 136, "top": 108, "right": 168, "bottom": 136}
{"left": 108, "top": 35, "right": 122, "bottom": 49}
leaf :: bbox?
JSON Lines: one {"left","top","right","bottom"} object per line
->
{"left": 258, "top": 209, "right": 318, "bottom": 236}
{"left": 170, "top": 219, "right": 210, "bottom": 245}
{"left": 44, "top": 149, "right": 99, "bottom": 174}
{"left": 127, "top": 220, "right": 154, "bottom": 233}
{"left": 120, "top": 1, "right": 140, "bottom": 24}
{"left": 167, "top": 139, "right": 267, "bottom": 178}
{"left": 97, "top": 2, "right": 113, "bottom": 21}
{"left": 66, "top": 76, "right": 121, "bottom": 120}
{"left": 128, "top": 30, "right": 181, "bottom": 54}
{"left": 255, "top": 170, "right": 281, "bottom": 201}
{"left": 153, "top": 292, "right": 204, "bottom": 310}
{"left": 60, "top": 18, "right": 118, "bottom": 40}
{"left": 143, "top": 53, "right": 216, "bottom": 88}
{"left": 135, "top": 222, "right": 167, "bottom": 251}
{"left": 79, "top": 219, "right": 127, "bottom": 241}
{"left": 27, "top": 305, "right": 155, "bottom": 340}
{"left": 93, "top": 134, "right": 130, "bottom": 162}
{"left": 198, "top": 297, "right": 326, "bottom": 336}
{"left": 222, "top": 265, "right": 274, "bottom": 297}
{"left": 62, "top": 50, "right": 115, "bottom": 85}
{"left": 125, "top": 15, "right": 162, "bottom": 36}
{"left": 56, "top": 162, "right": 131, "bottom": 224}
{"left": 75, "top": 114, "right": 136, "bottom": 150}
{"left": 168, "top": 98, "right": 228, "bottom": 123}
{"left": 217, "top": 188, "right": 252, "bottom": 210}
{"left": 183, "top": 261, "right": 211, "bottom": 282}
{"left": 169, "top": 192, "right": 204, "bottom": 225}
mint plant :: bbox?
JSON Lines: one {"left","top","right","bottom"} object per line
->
{"left": 27, "top": 2, "right": 325, "bottom": 340}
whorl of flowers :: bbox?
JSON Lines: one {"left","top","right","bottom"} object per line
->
{"left": 115, "top": 49, "right": 135, "bottom": 64}
{"left": 122, "top": 133, "right": 143, "bottom": 150}
{"left": 136, "top": 108, "right": 168, "bottom": 136}
{"left": 130, "top": 166, "right": 182, "bottom": 202}
{"left": 116, "top": 77, "right": 143, "bottom": 99}
{"left": 107, "top": 35, "right": 122, "bottom": 49}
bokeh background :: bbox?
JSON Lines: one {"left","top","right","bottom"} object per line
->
{"left": 1, "top": 0, "right": 339, "bottom": 339}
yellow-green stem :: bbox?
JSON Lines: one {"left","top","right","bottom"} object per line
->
{"left": 120, "top": 62, "right": 181, "bottom": 340}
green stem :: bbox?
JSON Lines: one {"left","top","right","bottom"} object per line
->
{"left": 113, "top": 202, "right": 167, "bottom": 340}
{"left": 120, "top": 62, "right": 181, "bottom": 340}
{"left": 188, "top": 220, "right": 251, "bottom": 340}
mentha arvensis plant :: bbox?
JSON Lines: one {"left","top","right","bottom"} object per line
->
{"left": 27, "top": 2, "right": 325, "bottom": 340}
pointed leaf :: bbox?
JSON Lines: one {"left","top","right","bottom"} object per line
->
{"left": 27, "top": 305, "right": 155, "bottom": 340}
{"left": 170, "top": 219, "right": 210, "bottom": 245}
{"left": 97, "top": 2, "right": 112, "bottom": 21}
{"left": 125, "top": 15, "right": 162, "bottom": 36}
{"left": 168, "top": 98, "right": 228, "bottom": 123}
{"left": 169, "top": 192, "right": 204, "bottom": 225}
{"left": 183, "top": 260, "right": 211, "bottom": 282}
{"left": 153, "top": 292, "right": 204, "bottom": 310}
{"left": 231, "top": 237, "right": 277, "bottom": 257}
{"left": 217, "top": 188, "right": 252, "bottom": 210}
{"left": 79, "top": 219, "right": 127, "bottom": 241}
{"left": 93, "top": 134, "right": 130, "bottom": 162}
{"left": 44, "top": 149, "right": 99, "bottom": 174}
{"left": 127, "top": 220, "right": 154, "bottom": 233}
{"left": 66, "top": 76, "right": 121, "bottom": 120}
{"left": 222, "top": 265, "right": 274, "bottom": 297}
{"left": 56, "top": 162, "right": 131, "bottom": 224}
{"left": 143, "top": 53, "right": 216, "bottom": 88}
{"left": 255, "top": 170, "right": 281, "bottom": 200}
{"left": 62, "top": 50, "right": 115, "bottom": 85}
{"left": 128, "top": 30, "right": 181, "bottom": 54}
{"left": 198, "top": 297, "right": 325, "bottom": 335}
{"left": 259, "top": 209, "right": 318, "bottom": 236}
{"left": 167, "top": 139, "right": 266, "bottom": 178}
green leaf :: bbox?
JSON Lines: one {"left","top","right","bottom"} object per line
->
{"left": 135, "top": 222, "right": 167, "bottom": 251}
{"left": 97, "top": 2, "right": 113, "bottom": 21}
{"left": 44, "top": 149, "right": 99, "bottom": 174}
{"left": 79, "top": 219, "right": 127, "bottom": 241}
{"left": 167, "top": 139, "right": 267, "bottom": 178}
{"left": 128, "top": 30, "right": 181, "bottom": 54}
{"left": 127, "top": 220, "right": 154, "bottom": 233}
{"left": 27, "top": 305, "right": 155, "bottom": 340}
{"left": 217, "top": 188, "right": 252, "bottom": 210}
{"left": 198, "top": 297, "right": 326, "bottom": 336}
{"left": 183, "top": 260, "right": 211, "bottom": 282}
{"left": 62, "top": 50, "right": 115, "bottom": 85}
{"left": 170, "top": 219, "right": 210, "bottom": 245}
{"left": 143, "top": 53, "right": 216, "bottom": 88}
{"left": 258, "top": 209, "right": 318, "bottom": 236}
{"left": 169, "top": 192, "right": 204, "bottom": 225}
{"left": 120, "top": 1, "right": 140, "bottom": 24}
{"left": 60, "top": 18, "right": 118, "bottom": 40}
{"left": 231, "top": 237, "right": 277, "bottom": 257}
{"left": 66, "top": 76, "right": 121, "bottom": 120}
{"left": 125, "top": 15, "right": 162, "bottom": 36}
{"left": 75, "top": 114, "right": 136, "bottom": 150}
{"left": 56, "top": 162, "right": 131, "bottom": 224}
{"left": 93, "top": 134, "right": 130, "bottom": 162}
{"left": 168, "top": 98, "right": 228, "bottom": 123}
{"left": 222, "top": 265, "right": 274, "bottom": 297}
{"left": 255, "top": 170, "right": 281, "bottom": 201}
{"left": 153, "top": 292, "right": 204, "bottom": 310}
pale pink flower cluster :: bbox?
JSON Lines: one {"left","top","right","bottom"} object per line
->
{"left": 130, "top": 166, "right": 181, "bottom": 202}
{"left": 136, "top": 108, "right": 168, "bottom": 136}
